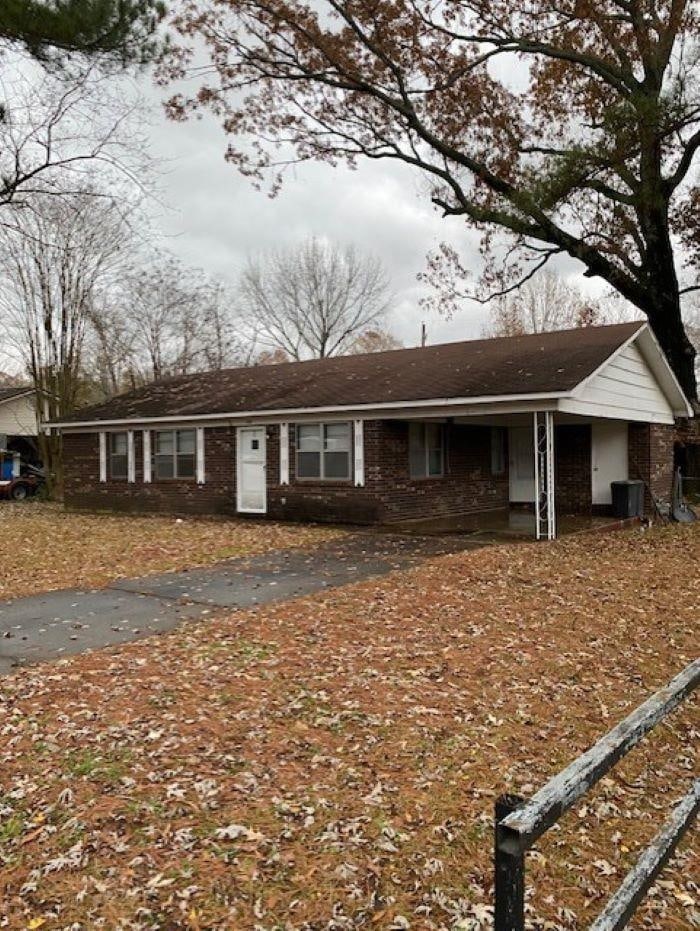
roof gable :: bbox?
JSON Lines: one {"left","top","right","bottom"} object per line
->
{"left": 0, "top": 386, "right": 34, "bottom": 405}
{"left": 567, "top": 324, "right": 692, "bottom": 421}
{"left": 572, "top": 339, "right": 674, "bottom": 421}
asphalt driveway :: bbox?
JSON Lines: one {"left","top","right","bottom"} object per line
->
{"left": 0, "top": 531, "right": 481, "bottom": 673}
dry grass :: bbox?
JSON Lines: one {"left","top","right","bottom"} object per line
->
{"left": 0, "top": 523, "right": 697, "bottom": 930}
{"left": 0, "top": 502, "right": 341, "bottom": 600}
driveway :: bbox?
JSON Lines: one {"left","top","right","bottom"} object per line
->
{"left": 0, "top": 531, "right": 482, "bottom": 673}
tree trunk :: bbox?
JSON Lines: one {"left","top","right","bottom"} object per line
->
{"left": 37, "top": 429, "right": 63, "bottom": 500}
{"left": 642, "top": 284, "right": 697, "bottom": 403}
{"left": 635, "top": 160, "right": 698, "bottom": 402}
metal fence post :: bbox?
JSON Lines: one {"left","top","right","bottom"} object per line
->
{"left": 494, "top": 793, "right": 525, "bottom": 931}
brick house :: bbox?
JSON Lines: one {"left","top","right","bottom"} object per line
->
{"left": 50, "top": 323, "right": 693, "bottom": 539}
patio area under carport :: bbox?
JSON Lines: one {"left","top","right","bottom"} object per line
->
{"left": 385, "top": 408, "right": 642, "bottom": 541}
{"left": 378, "top": 323, "right": 688, "bottom": 540}
{"left": 382, "top": 506, "right": 634, "bottom": 541}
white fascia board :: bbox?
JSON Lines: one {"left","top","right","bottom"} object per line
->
{"left": 633, "top": 325, "right": 694, "bottom": 417}
{"left": 558, "top": 396, "right": 675, "bottom": 424}
{"left": 47, "top": 391, "right": 567, "bottom": 431}
{"left": 0, "top": 390, "right": 35, "bottom": 406}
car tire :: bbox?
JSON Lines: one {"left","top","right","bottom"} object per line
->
{"left": 10, "top": 483, "right": 29, "bottom": 501}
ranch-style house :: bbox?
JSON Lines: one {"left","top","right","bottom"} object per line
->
{"left": 50, "top": 322, "right": 694, "bottom": 539}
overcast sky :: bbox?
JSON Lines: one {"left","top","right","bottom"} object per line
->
{"left": 137, "top": 72, "right": 603, "bottom": 349}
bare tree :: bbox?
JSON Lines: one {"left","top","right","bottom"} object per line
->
{"left": 349, "top": 329, "right": 402, "bottom": 354}
{"left": 239, "top": 238, "right": 391, "bottom": 360}
{"left": 85, "top": 299, "right": 141, "bottom": 397}
{"left": 0, "top": 56, "right": 150, "bottom": 211}
{"left": 122, "top": 255, "right": 195, "bottom": 381}
{"left": 199, "top": 284, "right": 254, "bottom": 371}
{"left": 0, "top": 370, "right": 25, "bottom": 387}
{"left": 482, "top": 272, "right": 640, "bottom": 338}
{"left": 84, "top": 254, "right": 250, "bottom": 399}
{"left": 254, "top": 348, "right": 291, "bottom": 366}
{"left": 119, "top": 256, "right": 247, "bottom": 383}
{"left": 0, "top": 191, "right": 130, "bottom": 494}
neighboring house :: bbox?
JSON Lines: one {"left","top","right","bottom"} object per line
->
{"left": 49, "top": 323, "right": 693, "bottom": 538}
{"left": 0, "top": 386, "right": 39, "bottom": 462}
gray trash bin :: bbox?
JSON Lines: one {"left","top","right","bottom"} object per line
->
{"left": 611, "top": 480, "right": 644, "bottom": 518}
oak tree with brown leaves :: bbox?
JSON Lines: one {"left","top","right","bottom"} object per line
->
{"left": 164, "top": 0, "right": 700, "bottom": 400}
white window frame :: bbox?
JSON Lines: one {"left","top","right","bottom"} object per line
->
{"left": 409, "top": 422, "right": 444, "bottom": 479}
{"left": 153, "top": 428, "right": 197, "bottom": 480}
{"left": 490, "top": 426, "right": 507, "bottom": 476}
{"left": 353, "top": 419, "right": 365, "bottom": 487}
{"left": 196, "top": 427, "right": 206, "bottom": 485}
{"left": 279, "top": 422, "right": 290, "bottom": 485}
{"left": 296, "top": 421, "right": 352, "bottom": 481}
{"left": 143, "top": 430, "right": 152, "bottom": 483}
{"left": 99, "top": 431, "right": 107, "bottom": 482}
{"left": 108, "top": 430, "right": 129, "bottom": 481}
{"left": 127, "top": 430, "right": 136, "bottom": 483}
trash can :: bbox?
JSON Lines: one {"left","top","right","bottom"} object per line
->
{"left": 611, "top": 480, "right": 644, "bottom": 518}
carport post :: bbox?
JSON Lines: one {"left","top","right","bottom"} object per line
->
{"left": 534, "top": 411, "right": 556, "bottom": 540}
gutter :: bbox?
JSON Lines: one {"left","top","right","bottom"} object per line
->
{"left": 45, "top": 391, "right": 571, "bottom": 430}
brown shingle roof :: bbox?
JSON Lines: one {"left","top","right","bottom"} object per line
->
{"left": 59, "top": 322, "right": 643, "bottom": 424}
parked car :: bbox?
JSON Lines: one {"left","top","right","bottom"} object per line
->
{"left": 0, "top": 458, "right": 45, "bottom": 501}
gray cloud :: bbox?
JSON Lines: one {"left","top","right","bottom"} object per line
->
{"left": 138, "top": 81, "right": 499, "bottom": 347}
{"left": 142, "top": 88, "right": 613, "bottom": 348}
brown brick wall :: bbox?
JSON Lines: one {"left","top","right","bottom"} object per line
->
{"left": 63, "top": 427, "right": 238, "bottom": 515}
{"left": 628, "top": 422, "right": 675, "bottom": 513}
{"left": 63, "top": 420, "right": 510, "bottom": 523}
{"left": 555, "top": 425, "right": 592, "bottom": 514}
{"left": 266, "top": 424, "right": 380, "bottom": 523}
{"left": 365, "top": 421, "right": 509, "bottom": 522}
{"left": 64, "top": 418, "right": 670, "bottom": 523}
{"left": 266, "top": 421, "right": 509, "bottom": 524}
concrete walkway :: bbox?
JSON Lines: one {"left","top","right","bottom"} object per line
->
{"left": 0, "top": 532, "right": 481, "bottom": 673}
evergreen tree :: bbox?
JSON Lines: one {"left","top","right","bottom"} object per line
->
{"left": 0, "top": 0, "right": 165, "bottom": 68}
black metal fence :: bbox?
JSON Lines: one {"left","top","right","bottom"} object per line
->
{"left": 494, "top": 658, "right": 700, "bottom": 931}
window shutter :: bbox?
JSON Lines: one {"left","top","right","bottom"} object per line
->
{"left": 99, "top": 432, "right": 107, "bottom": 482}
{"left": 196, "top": 428, "right": 205, "bottom": 484}
{"left": 280, "top": 422, "right": 289, "bottom": 485}
{"left": 354, "top": 419, "right": 365, "bottom": 486}
{"left": 143, "top": 430, "right": 152, "bottom": 483}
{"left": 127, "top": 431, "right": 136, "bottom": 483}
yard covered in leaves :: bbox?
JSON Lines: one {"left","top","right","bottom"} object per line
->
{"left": 0, "top": 502, "right": 340, "bottom": 601}
{"left": 0, "top": 523, "right": 698, "bottom": 930}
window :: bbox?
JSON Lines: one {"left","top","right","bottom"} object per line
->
{"left": 297, "top": 422, "right": 351, "bottom": 480}
{"left": 409, "top": 423, "right": 444, "bottom": 478}
{"left": 491, "top": 427, "right": 507, "bottom": 476}
{"left": 109, "top": 432, "right": 128, "bottom": 480}
{"left": 154, "top": 429, "right": 196, "bottom": 479}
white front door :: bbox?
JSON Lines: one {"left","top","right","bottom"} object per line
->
{"left": 237, "top": 427, "right": 267, "bottom": 513}
{"left": 509, "top": 426, "right": 535, "bottom": 503}
{"left": 592, "top": 422, "right": 628, "bottom": 505}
